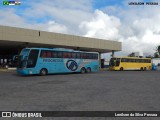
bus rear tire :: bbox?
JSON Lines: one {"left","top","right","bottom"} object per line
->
{"left": 86, "top": 67, "right": 91, "bottom": 73}
{"left": 140, "top": 67, "right": 143, "bottom": 71}
{"left": 40, "top": 68, "right": 48, "bottom": 76}
{"left": 81, "top": 68, "right": 86, "bottom": 74}
{"left": 144, "top": 67, "right": 146, "bottom": 71}
{"left": 120, "top": 67, "right": 123, "bottom": 71}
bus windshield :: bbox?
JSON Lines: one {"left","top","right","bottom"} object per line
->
{"left": 17, "top": 49, "right": 30, "bottom": 68}
{"left": 17, "top": 55, "right": 28, "bottom": 68}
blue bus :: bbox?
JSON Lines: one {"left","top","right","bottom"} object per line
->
{"left": 16, "top": 48, "right": 99, "bottom": 75}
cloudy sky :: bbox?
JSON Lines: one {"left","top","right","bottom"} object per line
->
{"left": 0, "top": 0, "right": 160, "bottom": 58}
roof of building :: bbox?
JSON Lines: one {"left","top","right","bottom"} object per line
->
{"left": 0, "top": 25, "right": 122, "bottom": 53}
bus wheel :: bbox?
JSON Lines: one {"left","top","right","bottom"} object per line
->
{"left": 40, "top": 68, "right": 48, "bottom": 76}
{"left": 120, "top": 67, "right": 123, "bottom": 71}
{"left": 81, "top": 68, "right": 86, "bottom": 74}
{"left": 86, "top": 67, "right": 91, "bottom": 73}
{"left": 144, "top": 67, "right": 147, "bottom": 71}
{"left": 140, "top": 67, "right": 143, "bottom": 71}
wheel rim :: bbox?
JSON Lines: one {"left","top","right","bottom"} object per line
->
{"left": 81, "top": 68, "right": 85, "bottom": 73}
{"left": 41, "top": 69, "right": 47, "bottom": 75}
{"left": 87, "top": 68, "right": 91, "bottom": 73}
{"left": 42, "top": 70, "right": 46, "bottom": 75}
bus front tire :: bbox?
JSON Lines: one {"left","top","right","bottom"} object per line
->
{"left": 40, "top": 68, "right": 48, "bottom": 76}
{"left": 140, "top": 67, "right": 143, "bottom": 71}
{"left": 120, "top": 67, "right": 123, "bottom": 71}
{"left": 86, "top": 67, "right": 91, "bottom": 73}
{"left": 81, "top": 68, "right": 86, "bottom": 74}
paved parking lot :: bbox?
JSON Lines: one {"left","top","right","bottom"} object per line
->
{"left": 0, "top": 70, "right": 160, "bottom": 112}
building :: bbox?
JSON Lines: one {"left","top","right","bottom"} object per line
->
{"left": 0, "top": 25, "right": 122, "bottom": 67}
{"left": 128, "top": 52, "right": 143, "bottom": 58}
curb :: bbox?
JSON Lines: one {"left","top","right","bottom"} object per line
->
{"left": 100, "top": 68, "right": 109, "bottom": 71}
{"left": 0, "top": 68, "right": 16, "bottom": 72}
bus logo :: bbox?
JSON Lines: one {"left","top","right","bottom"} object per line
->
{"left": 66, "top": 60, "right": 78, "bottom": 71}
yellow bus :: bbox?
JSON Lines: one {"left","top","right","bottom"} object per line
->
{"left": 109, "top": 57, "right": 152, "bottom": 71}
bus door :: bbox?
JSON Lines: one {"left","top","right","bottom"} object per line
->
{"left": 115, "top": 58, "right": 120, "bottom": 67}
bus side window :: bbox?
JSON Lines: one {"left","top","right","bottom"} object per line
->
{"left": 126, "top": 59, "right": 129, "bottom": 62}
{"left": 135, "top": 59, "right": 138, "bottom": 63}
{"left": 92, "top": 54, "right": 95, "bottom": 59}
{"left": 40, "top": 50, "right": 46, "bottom": 58}
{"left": 149, "top": 60, "right": 151, "bottom": 63}
{"left": 128, "top": 59, "right": 132, "bottom": 62}
{"left": 121, "top": 58, "right": 126, "bottom": 62}
{"left": 88, "top": 53, "right": 92, "bottom": 59}
{"left": 80, "top": 53, "right": 83, "bottom": 59}
{"left": 52, "top": 51, "right": 58, "bottom": 58}
{"left": 72, "top": 52, "right": 76, "bottom": 59}
{"left": 84, "top": 53, "right": 86, "bottom": 59}
{"left": 86, "top": 53, "right": 89, "bottom": 59}
{"left": 131, "top": 59, "right": 135, "bottom": 62}
{"left": 46, "top": 51, "right": 52, "bottom": 58}
{"left": 57, "top": 52, "right": 63, "bottom": 58}
{"left": 68, "top": 52, "right": 72, "bottom": 58}
{"left": 76, "top": 53, "right": 80, "bottom": 59}
{"left": 141, "top": 59, "right": 144, "bottom": 63}
{"left": 93, "top": 54, "right": 96, "bottom": 59}
{"left": 63, "top": 52, "right": 67, "bottom": 58}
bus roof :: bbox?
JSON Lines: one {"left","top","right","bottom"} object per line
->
{"left": 23, "top": 47, "right": 99, "bottom": 54}
{"left": 113, "top": 57, "right": 151, "bottom": 59}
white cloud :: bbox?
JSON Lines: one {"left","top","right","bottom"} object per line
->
{"left": 1, "top": 0, "right": 160, "bottom": 58}
{"left": 79, "top": 7, "right": 160, "bottom": 57}
{"left": 79, "top": 10, "right": 121, "bottom": 40}
{"left": 22, "top": 0, "right": 93, "bottom": 34}
{"left": 32, "top": 21, "right": 68, "bottom": 33}
{"left": 0, "top": 8, "right": 68, "bottom": 34}
{"left": 0, "top": 0, "right": 93, "bottom": 34}
{"left": 0, "top": 9, "right": 26, "bottom": 27}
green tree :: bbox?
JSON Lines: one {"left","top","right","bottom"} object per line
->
{"left": 154, "top": 52, "right": 159, "bottom": 58}
{"left": 153, "top": 45, "right": 160, "bottom": 58}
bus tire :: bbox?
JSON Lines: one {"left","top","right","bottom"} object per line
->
{"left": 140, "top": 67, "right": 143, "bottom": 71}
{"left": 40, "top": 68, "right": 48, "bottom": 76}
{"left": 86, "top": 67, "right": 91, "bottom": 73}
{"left": 81, "top": 67, "right": 86, "bottom": 74}
{"left": 144, "top": 67, "right": 147, "bottom": 71}
{"left": 120, "top": 67, "right": 123, "bottom": 71}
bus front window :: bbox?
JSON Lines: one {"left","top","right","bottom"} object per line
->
{"left": 16, "top": 49, "right": 30, "bottom": 68}
{"left": 17, "top": 56, "right": 28, "bottom": 68}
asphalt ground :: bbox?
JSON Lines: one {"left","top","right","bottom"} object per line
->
{"left": 0, "top": 70, "right": 160, "bottom": 120}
